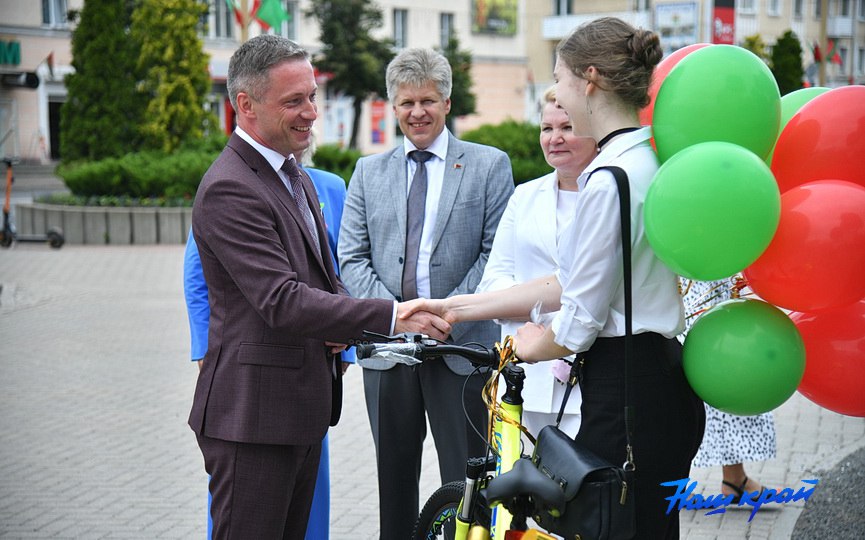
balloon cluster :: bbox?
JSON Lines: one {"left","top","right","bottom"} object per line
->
{"left": 641, "top": 44, "right": 865, "bottom": 417}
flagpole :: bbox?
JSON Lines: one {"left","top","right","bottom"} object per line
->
{"left": 240, "top": 0, "right": 249, "bottom": 43}
{"left": 818, "top": 0, "right": 827, "bottom": 86}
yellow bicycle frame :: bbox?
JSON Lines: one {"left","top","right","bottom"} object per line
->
{"left": 490, "top": 400, "right": 522, "bottom": 540}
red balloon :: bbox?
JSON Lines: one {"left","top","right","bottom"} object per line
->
{"left": 744, "top": 180, "right": 865, "bottom": 312}
{"left": 771, "top": 85, "right": 865, "bottom": 193}
{"left": 791, "top": 301, "right": 865, "bottom": 417}
{"left": 639, "top": 43, "right": 711, "bottom": 126}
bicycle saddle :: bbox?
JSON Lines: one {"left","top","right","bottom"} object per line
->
{"left": 483, "top": 457, "right": 566, "bottom": 515}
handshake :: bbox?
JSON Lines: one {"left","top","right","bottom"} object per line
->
{"left": 394, "top": 298, "right": 455, "bottom": 341}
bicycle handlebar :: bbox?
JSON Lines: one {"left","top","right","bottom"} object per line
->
{"left": 356, "top": 334, "right": 499, "bottom": 367}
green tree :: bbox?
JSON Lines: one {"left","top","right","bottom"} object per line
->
{"left": 131, "top": 0, "right": 215, "bottom": 153}
{"left": 742, "top": 34, "right": 769, "bottom": 63}
{"left": 437, "top": 36, "right": 476, "bottom": 132}
{"left": 306, "top": 0, "right": 394, "bottom": 149}
{"left": 60, "top": 0, "right": 142, "bottom": 162}
{"left": 771, "top": 30, "right": 804, "bottom": 95}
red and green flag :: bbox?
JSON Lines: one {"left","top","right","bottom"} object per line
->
{"left": 253, "top": 0, "right": 291, "bottom": 30}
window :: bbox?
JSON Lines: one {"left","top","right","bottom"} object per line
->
{"left": 816, "top": 0, "right": 821, "bottom": 17}
{"left": 42, "top": 0, "right": 67, "bottom": 26}
{"left": 205, "top": 0, "right": 234, "bottom": 39}
{"left": 272, "top": 1, "right": 298, "bottom": 40}
{"left": 839, "top": 46, "right": 848, "bottom": 68}
{"left": 440, "top": 13, "right": 454, "bottom": 50}
{"left": 768, "top": 0, "right": 781, "bottom": 15}
{"left": 840, "top": 0, "right": 851, "bottom": 16}
{"left": 860, "top": 0, "right": 865, "bottom": 19}
{"left": 794, "top": 0, "right": 804, "bottom": 17}
{"left": 858, "top": 47, "right": 864, "bottom": 72}
{"left": 740, "top": 0, "right": 756, "bottom": 14}
{"left": 393, "top": 9, "right": 408, "bottom": 49}
{"left": 554, "top": 0, "right": 572, "bottom": 16}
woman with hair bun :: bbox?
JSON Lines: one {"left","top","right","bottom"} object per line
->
{"left": 401, "top": 17, "right": 705, "bottom": 537}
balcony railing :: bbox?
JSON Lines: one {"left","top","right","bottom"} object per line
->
{"left": 827, "top": 16, "right": 853, "bottom": 38}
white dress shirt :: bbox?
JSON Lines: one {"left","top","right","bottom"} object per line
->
{"left": 404, "top": 130, "right": 449, "bottom": 300}
{"left": 551, "top": 127, "right": 684, "bottom": 353}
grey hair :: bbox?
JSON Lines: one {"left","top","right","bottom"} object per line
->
{"left": 227, "top": 34, "right": 309, "bottom": 110}
{"left": 385, "top": 48, "right": 452, "bottom": 103}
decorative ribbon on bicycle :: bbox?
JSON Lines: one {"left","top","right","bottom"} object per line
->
{"left": 483, "top": 336, "right": 536, "bottom": 450}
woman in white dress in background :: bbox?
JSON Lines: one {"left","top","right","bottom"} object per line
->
{"left": 477, "top": 86, "right": 597, "bottom": 438}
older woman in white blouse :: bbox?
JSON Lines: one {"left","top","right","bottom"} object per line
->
{"left": 476, "top": 86, "right": 597, "bottom": 438}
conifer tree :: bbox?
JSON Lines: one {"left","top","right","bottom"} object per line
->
{"left": 306, "top": 0, "right": 394, "bottom": 149}
{"left": 131, "top": 0, "right": 215, "bottom": 153}
{"left": 771, "top": 31, "right": 804, "bottom": 96}
{"left": 438, "top": 36, "right": 476, "bottom": 131}
{"left": 60, "top": 0, "right": 142, "bottom": 162}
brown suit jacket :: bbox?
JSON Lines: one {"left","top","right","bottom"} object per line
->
{"left": 188, "top": 133, "right": 392, "bottom": 446}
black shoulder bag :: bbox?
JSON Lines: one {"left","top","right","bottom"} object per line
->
{"left": 530, "top": 166, "right": 637, "bottom": 540}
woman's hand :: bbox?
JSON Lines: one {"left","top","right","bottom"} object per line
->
{"left": 513, "top": 322, "right": 547, "bottom": 363}
{"left": 514, "top": 322, "right": 573, "bottom": 363}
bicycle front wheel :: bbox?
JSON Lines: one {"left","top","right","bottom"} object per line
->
{"left": 412, "top": 481, "right": 466, "bottom": 540}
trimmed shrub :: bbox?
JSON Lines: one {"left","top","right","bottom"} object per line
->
{"left": 58, "top": 148, "right": 219, "bottom": 201}
{"left": 57, "top": 132, "right": 228, "bottom": 202}
{"left": 312, "top": 144, "right": 363, "bottom": 185}
{"left": 460, "top": 120, "right": 550, "bottom": 185}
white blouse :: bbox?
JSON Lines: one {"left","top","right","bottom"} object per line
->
{"left": 551, "top": 127, "right": 684, "bottom": 353}
{"left": 478, "top": 171, "right": 581, "bottom": 415}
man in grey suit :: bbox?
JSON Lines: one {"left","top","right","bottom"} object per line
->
{"left": 189, "top": 36, "right": 449, "bottom": 539}
{"left": 338, "top": 48, "right": 514, "bottom": 539}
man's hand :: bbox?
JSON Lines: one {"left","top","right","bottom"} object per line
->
{"left": 395, "top": 304, "right": 452, "bottom": 341}
{"left": 325, "top": 341, "right": 348, "bottom": 355}
{"left": 399, "top": 298, "right": 455, "bottom": 324}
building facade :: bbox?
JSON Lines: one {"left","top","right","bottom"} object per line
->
{"left": 530, "top": 0, "right": 864, "bottom": 106}
{"left": 2, "top": 1, "right": 861, "bottom": 164}
{"left": 0, "top": 0, "right": 529, "bottom": 162}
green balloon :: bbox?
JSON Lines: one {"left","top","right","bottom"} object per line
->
{"left": 683, "top": 299, "right": 806, "bottom": 416}
{"left": 766, "top": 86, "right": 831, "bottom": 164}
{"left": 644, "top": 141, "right": 780, "bottom": 280}
{"left": 653, "top": 45, "right": 781, "bottom": 162}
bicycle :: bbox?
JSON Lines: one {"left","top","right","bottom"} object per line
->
{"left": 356, "top": 333, "right": 564, "bottom": 540}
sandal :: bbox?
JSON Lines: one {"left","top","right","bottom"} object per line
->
{"left": 722, "top": 476, "right": 772, "bottom": 504}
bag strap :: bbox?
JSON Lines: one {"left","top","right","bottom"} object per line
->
{"left": 554, "top": 165, "right": 635, "bottom": 470}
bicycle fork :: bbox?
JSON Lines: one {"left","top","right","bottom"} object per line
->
{"left": 456, "top": 456, "right": 492, "bottom": 538}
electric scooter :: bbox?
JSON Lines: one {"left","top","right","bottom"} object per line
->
{"left": 1, "top": 157, "right": 64, "bottom": 249}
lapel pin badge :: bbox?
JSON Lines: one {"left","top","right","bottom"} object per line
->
{"left": 454, "top": 163, "right": 463, "bottom": 169}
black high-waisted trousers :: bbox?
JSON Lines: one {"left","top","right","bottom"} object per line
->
{"left": 574, "top": 332, "right": 706, "bottom": 539}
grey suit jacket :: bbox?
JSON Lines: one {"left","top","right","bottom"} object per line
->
{"left": 338, "top": 132, "right": 514, "bottom": 375}
{"left": 188, "top": 134, "right": 393, "bottom": 446}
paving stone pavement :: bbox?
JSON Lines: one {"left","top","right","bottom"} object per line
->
{"left": 1, "top": 245, "right": 862, "bottom": 539}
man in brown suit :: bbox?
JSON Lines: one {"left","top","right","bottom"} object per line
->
{"left": 189, "top": 35, "right": 449, "bottom": 539}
